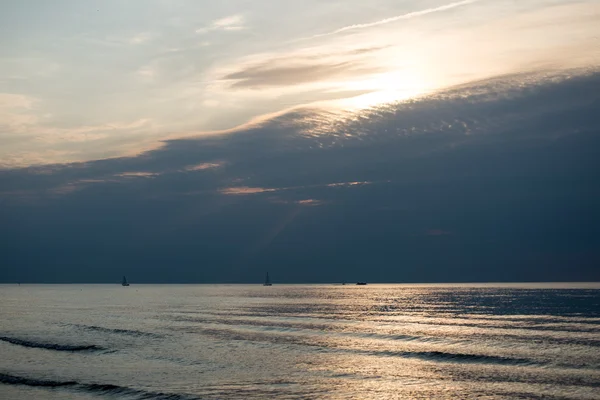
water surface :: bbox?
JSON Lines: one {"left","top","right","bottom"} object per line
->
{"left": 1, "top": 283, "right": 599, "bottom": 399}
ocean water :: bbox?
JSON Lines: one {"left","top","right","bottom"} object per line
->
{"left": 1, "top": 284, "right": 599, "bottom": 399}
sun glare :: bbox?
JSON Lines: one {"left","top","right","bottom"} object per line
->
{"left": 336, "top": 70, "right": 429, "bottom": 109}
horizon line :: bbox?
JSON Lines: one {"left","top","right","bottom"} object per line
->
{"left": 3, "top": 281, "right": 599, "bottom": 285}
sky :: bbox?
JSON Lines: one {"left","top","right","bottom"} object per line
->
{"left": 0, "top": 0, "right": 599, "bottom": 283}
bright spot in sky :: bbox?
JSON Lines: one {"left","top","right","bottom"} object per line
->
{"left": 336, "top": 70, "right": 430, "bottom": 109}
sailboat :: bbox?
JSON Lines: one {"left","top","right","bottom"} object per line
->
{"left": 121, "top": 276, "right": 130, "bottom": 286}
{"left": 263, "top": 272, "right": 272, "bottom": 286}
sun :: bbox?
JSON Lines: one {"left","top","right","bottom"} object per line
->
{"left": 336, "top": 70, "right": 429, "bottom": 110}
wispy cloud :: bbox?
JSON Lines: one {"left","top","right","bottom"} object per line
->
{"left": 327, "top": 181, "right": 373, "bottom": 188}
{"left": 296, "top": 199, "right": 323, "bottom": 206}
{"left": 196, "top": 15, "right": 246, "bottom": 34}
{"left": 222, "top": 60, "right": 382, "bottom": 89}
{"left": 310, "top": 0, "right": 479, "bottom": 39}
{"left": 219, "top": 180, "right": 380, "bottom": 197}
{"left": 0, "top": 117, "right": 156, "bottom": 167}
{"left": 115, "top": 172, "right": 160, "bottom": 178}
{"left": 183, "top": 162, "right": 223, "bottom": 172}
{"left": 220, "top": 186, "right": 276, "bottom": 195}
{"left": 216, "top": 45, "right": 388, "bottom": 91}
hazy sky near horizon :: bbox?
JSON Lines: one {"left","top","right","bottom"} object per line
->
{"left": 1, "top": 0, "right": 599, "bottom": 167}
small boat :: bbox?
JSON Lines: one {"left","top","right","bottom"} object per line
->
{"left": 356, "top": 282, "right": 367, "bottom": 285}
{"left": 263, "top": 272, "right": 272, "bottom": 286}
{"left": 121, "top": 276, "right": 130, "bottom": 286}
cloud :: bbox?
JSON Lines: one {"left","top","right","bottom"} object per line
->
{"left": 1, "top": 70, "right": 599, "bottom": 282}
{"left": 34, "top": 119, "right": 153, "bottom": 143}
{"left": 115, "top": 172, "right": 160, "bottom": 178}
{"left": 211, "top": 43, "right": 391, "bottom": 99}
{"left": 183, "top": 162, "right": 223, "bottom": 172}
{"left": 296, "top": 199, "right": 323, "bottom": 206}
{"left": 220, "top": 187, "right": 276, "bottom": 195}
{"left": 222, "top": 59, "right": 383, "bottom": 89}
{"left": 3, "top": 0, "right": 594, "bottom": 175}
{"left": 310, "top": 0, "right": 479, "bottom": 39}
{"left": 0, "top": 118, "right": 156, "bottom": 168}
{"left": 217, "top": 180, "right": 377, "bottom": 197}
{"left": 196, "top": 15, "right": 245, "bottom": 34}
{"left": 327, "top": 181, "right": 372, "bottom": 188}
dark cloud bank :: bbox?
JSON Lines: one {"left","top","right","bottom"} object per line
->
{"left": 1, "top": 70, "right": 599, "bottom": 283}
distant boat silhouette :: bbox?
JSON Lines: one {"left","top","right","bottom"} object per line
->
{"left": 263, "top": 272, "right": 272, "bottom": 286}
{"left": 121, "top": 276, "right": 130, "bottom": 286}
{"left": 356, "top": 282, "right": 367, "bottom": 285}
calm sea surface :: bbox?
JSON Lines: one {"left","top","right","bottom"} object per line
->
{"left": 1, "top": 284, "right": 599, "bottom": 399}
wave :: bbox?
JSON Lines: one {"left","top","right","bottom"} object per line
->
{"left": 390, "top": 350, "right": 533, "bottom": 365}
{"left": 0, "top": 336, "right": 104, "bottom": 352}
{"left": 170, "top": 316, "right": 457, "bottom": 346}
{"left": 187, "top": 326, "right": 537, "bottom": 367}
{"left": 70, "top": 324, "right": 163, "bottom": 338}
{"left": 0, "top": 373, "right": 199, "bottom": 400}
{"left": 168, "top": 314, "right": 600, "bottom": 350}
{"left": 0, "top": 374, "right": 77, "bottom": 388}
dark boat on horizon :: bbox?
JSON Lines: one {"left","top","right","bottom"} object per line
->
{"left": 263, "top": 272, "right": 272, "bottom": 286}
{"left": 356, "top": 282, "right": 367, "bottom": 285}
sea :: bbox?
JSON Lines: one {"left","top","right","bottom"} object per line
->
{"left": 1, "top": 283, "right": 599, "bottom": 399}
